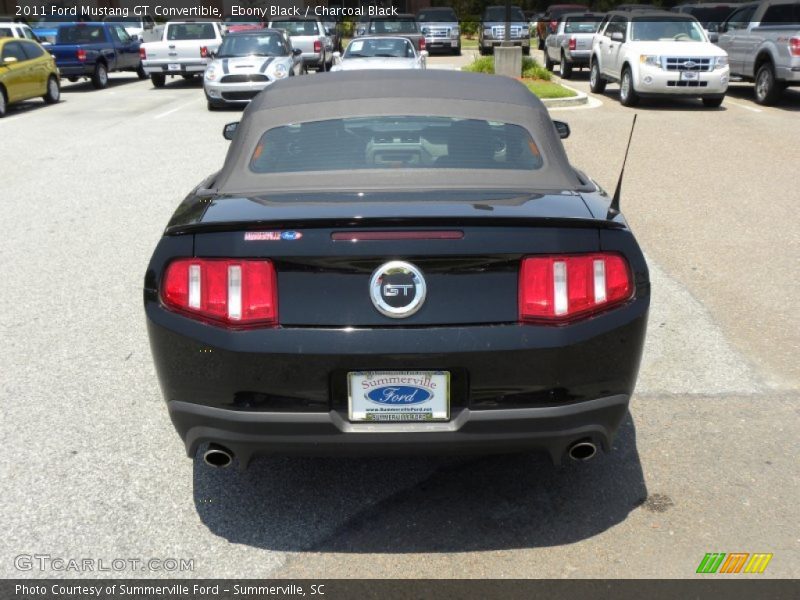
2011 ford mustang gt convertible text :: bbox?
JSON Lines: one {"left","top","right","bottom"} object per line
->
{"left": 144, "top": 70, "right": 650, "bottom": 469}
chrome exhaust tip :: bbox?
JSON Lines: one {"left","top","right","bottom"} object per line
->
{"left": 203, "top": 444, "right": 233, "bottom": 468}
{"left": 568, "top": 440, "right": 598, "bottom": 462}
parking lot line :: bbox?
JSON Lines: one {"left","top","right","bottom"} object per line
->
{"left": 724, "top": 99, "right": 763, "bottom": 113}
{"left": 154, "top": 99, "right": 200, "bottom": 120}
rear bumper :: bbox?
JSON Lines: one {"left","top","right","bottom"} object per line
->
{"left": 775, "top": 64, "right": 800, "bottom": 84}
{"left": 564, "top": 50, "right": 591, "bottom": 64}
{"left": 143, "top": 60, "right": 208, "bottom": 76}
{"left": 58, "top": 64, "right": 95, "bottom": 77}
{"left": 169, "top": 394, "right": 630, "bottom": 466}
{"left": 145, "top": 290, "right": 648, "bottom": 465}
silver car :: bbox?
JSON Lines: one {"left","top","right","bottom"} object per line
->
{"left": 204, "top": 30, "right": 303, "bottom": 111}
{"left": 268, "top": 17, "right": 330, "bottom": 71}
{"left": 544, "top": 12, "right": 604, "bottom": 78}
{"left": 330, "top": 37, "right": 427, "bottom": 72}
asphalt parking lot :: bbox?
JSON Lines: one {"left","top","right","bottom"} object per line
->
{"left": 1, "top": 53, "right": 798, "bottom": 579}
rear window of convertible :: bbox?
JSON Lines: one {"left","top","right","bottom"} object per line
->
{"left": 249, "top": 116, "right": 544, "bottom": 173}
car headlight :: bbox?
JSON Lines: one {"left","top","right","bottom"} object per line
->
{"left": 205, "top": 65, "right": 218, "bottom": 81}
{"left": 451, "top": 26, "right": 460, "bottom": 38}
{"left": 639, "top": 55, "right": 662, "bottom": 68}
{"left": 483, "top": 28, "right": 492, "bottom": 37}
{"left": 714, "top": 56, "right": 728, "bottom": 70}
{"left": 273, "top": 63, "right": 289, "bottom": 79}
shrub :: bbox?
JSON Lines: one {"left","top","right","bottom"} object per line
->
{"left": 463, "top": 56, "right": 552, "bottom": 81}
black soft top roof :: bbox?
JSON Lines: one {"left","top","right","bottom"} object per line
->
{"left": 215, "top": 70, "right": 584, "bottom": 195}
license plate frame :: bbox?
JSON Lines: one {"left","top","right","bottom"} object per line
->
{"left": 680, "top": 70, "right": 699, "bottom": 81}
{"left": 348, "top": 371, "right": 450, "bottom": 423}
{"left": 167, "top": 63, "right": 181, "bottom": 71}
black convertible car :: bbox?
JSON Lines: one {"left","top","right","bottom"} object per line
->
{"left": 144, "top": 70, "right": 649, "bottom": 469}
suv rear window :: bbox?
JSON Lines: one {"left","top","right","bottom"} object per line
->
{"left": 564, "top": 16, "right": 603, "bottom": 33}
{"left": 249, "top": 116, "right": 543, "bottom": 173}
{"left": 271, "top": 20, "right": 319, "bottom": 35}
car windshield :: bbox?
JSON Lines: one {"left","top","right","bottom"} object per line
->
{"left": 564, "top": 16, "right": 602, "bottom": 33}
{"left": 417, "top": 9, "right": 457, "bottom": 22}
{"left": 368, "top": 19, "right": 419, "bottom": 34}
{"left": 216, "top": 34, "right": 286, "bottom": 57}
{"left": 271, "top": 20, "right": 319, "bottom": 35}
{"left": 344, "top": 38, "right": 415, "bottom": 58}
{"left": 167, "top": 23, "right": 216, "bottom": 40}
{"left": 631, "top": 18, "right": 705, "bottom": 41}
{"left": 249, "top": 116, "right": 543, "bottom": 174}
{"left": 484, "top": 7, "right": 526, "bottom": 21}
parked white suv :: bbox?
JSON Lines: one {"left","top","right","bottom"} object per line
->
{"left": 590, "top": 10, "right": 730, "bottom": 107}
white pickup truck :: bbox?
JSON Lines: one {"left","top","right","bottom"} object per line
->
{"left": 140, "top": 21, "right": 224, "bottom": 88}
{"left": 590, "top": 10, "right": 730, "bottom": 107}
{"left": 714, "top": 0, "right": 800, "bottom": 105}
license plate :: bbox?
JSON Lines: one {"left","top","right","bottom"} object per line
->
{"left": 348, "top": 371, "right": 450, "bottom": 422}
{"left": 167, "top": 63, "right": 181, "bottom": 71}
{"left": 680, "top": 71, "right": 699, "bottom": 81}
{"left": 450, "top": 40, "right": 458, "bottom": 46}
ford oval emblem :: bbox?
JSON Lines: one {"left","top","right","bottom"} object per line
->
{"left": 367, "top": 385, "right": 432, "bottom": 405}
{"left": 280, "top": 231, "right": 303, "bottom": 240}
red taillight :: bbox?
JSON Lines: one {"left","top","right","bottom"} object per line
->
{"left": 139, "top": 47, "right": 146, "bottom": 60}
{"left": 419, "top": 37, "right": 426, "bottom": 51}
{"left": 313, "top": 40, "right": 321, "bottom": 53}
{"left": 518, "top": 253, "right": 632, "bottom": 323}
{"left": 162, "top": 259, "right": 278, "bottom": 328}
{"left": 200, "top": 46, "right": 208, "bottom": 58}
{"left": 569, "top": 36, "right": 577, "bottom": 51}
{"left": 790, "top": 37, "right": 800, "bottom": 57}
{"left": 76, "top": 49, "right": 86, "bottom": 61}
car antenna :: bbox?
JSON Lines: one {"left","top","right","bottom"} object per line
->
{"left": 607, "top": 114, "right": 637, "bottom": 219}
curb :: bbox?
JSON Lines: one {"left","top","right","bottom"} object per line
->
{"left": 541, "top": 81, "right": 588, "bottom": 108}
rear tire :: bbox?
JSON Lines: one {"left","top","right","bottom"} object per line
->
{"left": 67, "top": 76, "right": 78, "bottom": 83}
{"left": 619, "top": 66, "right": 639, "bottom": 106}
{"left": 151, "top": 73, "right": 166, "bottom": 88}
{"left": 589, "top": 60, "right": 606, "bottom": 93}
{"left": 754, "top": 61, "right": 783, "bottom": 106}
{"left": 43, "top": 75, "right": 60, "bottom": 104}
{"left": 91, "top": 62, "right": 109, "bottom": 89}
{"left": 561, "top": 53, "right": 573, "bottom": 79}
{"left": 0, "top": 87, "right": 7, "bottom": 118}
{"left": 136, "top": 63, "right": 147, "bottom": 80}
{"left": 702, "top": 96, "right": 724, "bottom": 108}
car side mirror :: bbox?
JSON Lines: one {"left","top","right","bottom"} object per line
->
{"left": 707, "top": 23, "right": 719, "bottom": 33}
{"left": 611, "top": 31, "right": 624, "bottom": 42}
{"left": 222, "top": 122, "right": 239, "bottom": 140}
{"left": 293, "top": 47, "right": 302, "bottom": 56}
{"left": 553, "top": 120, "right": 570, "bottom": 139}
{"left": 708, "top": 32, "right": 719, "bottom": 43}
{"left": 421, "top": 27, "right": 429, "bottom": 35}
{"left": 718, "top": 23, "right": 728, "bottom": 34}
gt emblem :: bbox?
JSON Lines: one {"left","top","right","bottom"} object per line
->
{"left": 369, "top": 261, "right": 427, "bottom": 318}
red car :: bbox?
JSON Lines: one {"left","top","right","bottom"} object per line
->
{"left": 537, "top": 4, "right": 587, "bottom": 49}
{"left": 223, "top": 17, "right": 265, "bottom": 34}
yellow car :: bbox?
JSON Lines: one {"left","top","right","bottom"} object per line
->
{"left": 0, "top": 37, "right": 60, "bottom": 117}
